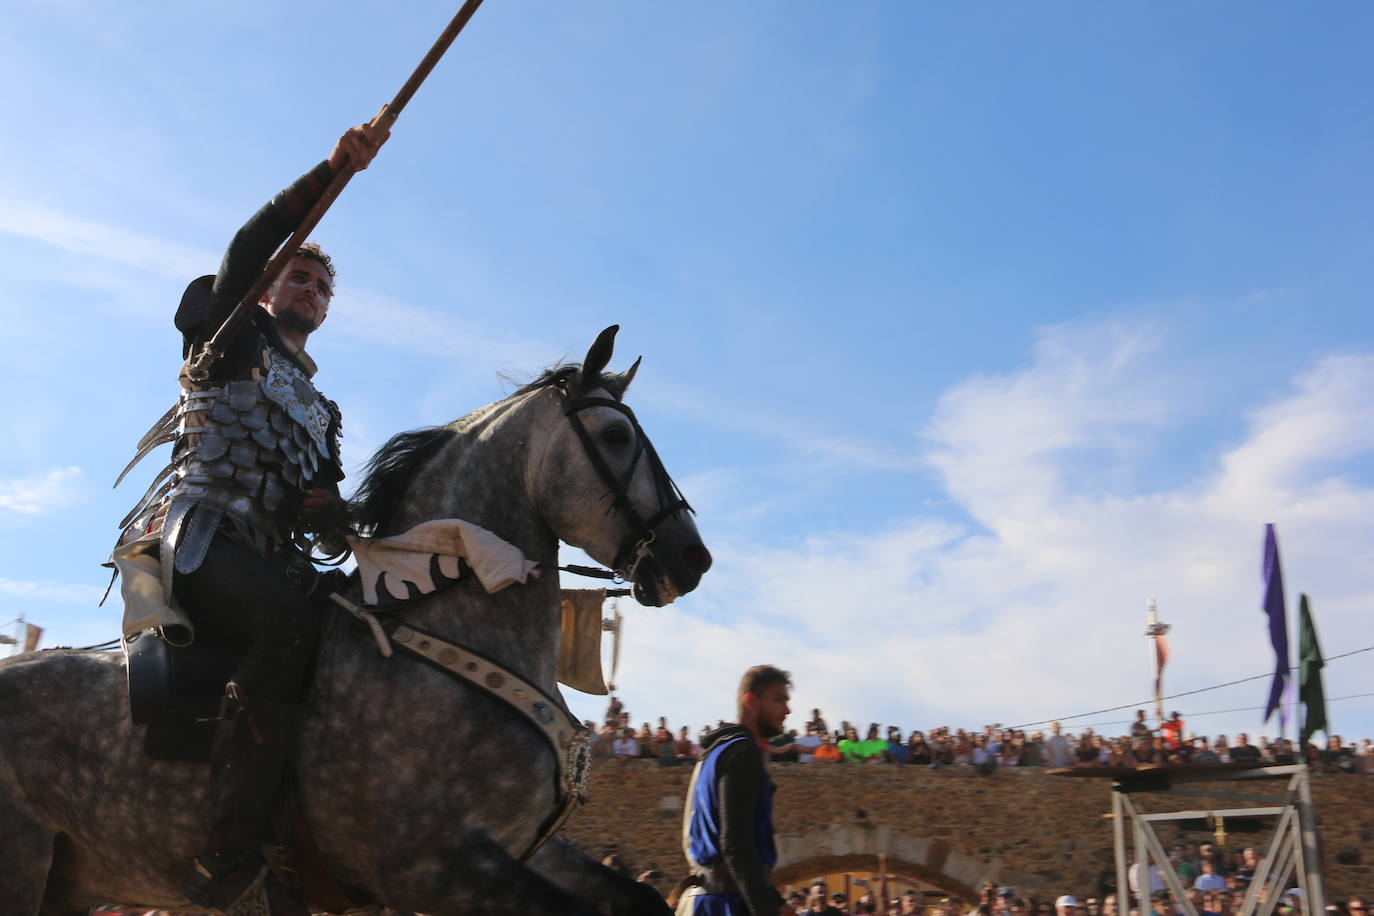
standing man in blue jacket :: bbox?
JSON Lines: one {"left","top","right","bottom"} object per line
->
{"left": 678, "top": 665, "right": 794, "bottom": 916}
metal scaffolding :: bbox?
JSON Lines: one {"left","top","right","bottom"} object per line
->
{"left": 1057, "top": 764, "right": 1324, "bottom": 916}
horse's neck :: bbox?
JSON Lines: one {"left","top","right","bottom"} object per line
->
{"left": 392, "top": 400, "right": 555, "bottom": 563}
{"left": 381, "top": 398, "right": 563, "bottom": 687}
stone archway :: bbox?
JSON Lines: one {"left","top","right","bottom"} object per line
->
{"left": 774, "top": 824, "right": 1003, "bottom": 903}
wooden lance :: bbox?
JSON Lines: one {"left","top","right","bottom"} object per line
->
{"left": 188, "top": 0, "right": 486, "bottom": 381}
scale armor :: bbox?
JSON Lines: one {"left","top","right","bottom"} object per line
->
{"left": 117, "top": 342, "right": 343, "bottom": 574}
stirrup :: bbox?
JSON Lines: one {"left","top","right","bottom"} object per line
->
{"left": 187, "top": 854, "right": 307, "bottom": 916}
{"left": 222, "top": 864, "right": 271, "bottom": 916}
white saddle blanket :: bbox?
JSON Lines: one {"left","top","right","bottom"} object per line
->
{"left": 347, "top": 519, "right": 540, "bottom": 605}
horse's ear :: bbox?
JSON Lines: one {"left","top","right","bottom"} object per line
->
{"left": 621, "top": 355, "right": 642, "bottom": 393}
{"left": 582, "top": 325, "right": 619, "bottom": 382}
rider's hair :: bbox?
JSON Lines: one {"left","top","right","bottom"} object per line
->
{"left": 294, "top": 241, "right": 336, "bottom": 282}
{"left": 737, "top": 664, "right": 791, "bottom": 710}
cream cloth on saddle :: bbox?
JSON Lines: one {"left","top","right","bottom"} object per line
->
{"left": 347, "top": 519, "right": 540, "bottom": 605}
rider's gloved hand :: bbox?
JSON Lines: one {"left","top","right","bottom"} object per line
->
{"left": 302, "top": 488, "right": 352, "bottom": 557}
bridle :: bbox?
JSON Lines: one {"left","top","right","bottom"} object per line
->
{"left": 557, "top": 381, "right": 693, "bottom": 601}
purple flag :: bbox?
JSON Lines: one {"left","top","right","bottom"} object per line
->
{"left": 1262, "top": 524, "right": 1290, "bottom": 728}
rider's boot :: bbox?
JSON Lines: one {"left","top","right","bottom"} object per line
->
{"left": 185, "top": 691, "right": 309, "bottom": 916}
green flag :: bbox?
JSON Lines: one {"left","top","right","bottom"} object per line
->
{"left": 1298, "top": 594, "right": 1327, "bottom": 748}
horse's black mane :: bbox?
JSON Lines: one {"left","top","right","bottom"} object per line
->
{"left": 348, "top": 426, "right": 455, "bottom": 535}
{"left": 514, "top": 365, "right": 579, "bottom": 396}
{"left": 350, "top": 363, "right": 630, "bottom": 534}
{"left": 513, "top": 364, "right": 630, "bottom": 399}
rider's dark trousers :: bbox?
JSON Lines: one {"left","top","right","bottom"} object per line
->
{"left": 171, "top": 531, "right": 322, "bottom": 865}
{"left": 172, "top": 531, "right": 321, "bottom": 704}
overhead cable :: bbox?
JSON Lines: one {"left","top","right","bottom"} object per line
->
{"left": 1008, "top": 645, "right": 1374, "bottom": 729}
{"left": 1069, "top": 692, "right": 1374, "bottom": 731}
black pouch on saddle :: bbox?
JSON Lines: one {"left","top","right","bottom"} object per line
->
{"left": 125, "top": 628, "right": 241, "bottom": 762}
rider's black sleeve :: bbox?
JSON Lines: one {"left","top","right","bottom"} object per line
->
{"left": 175, "top": 160, "right": 335, "bottom": 370}
{"left": 715, "top": 739, "right": 781, "bottom": 916}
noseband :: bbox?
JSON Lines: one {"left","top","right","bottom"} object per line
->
{"left": 558, "top": 384, "right": 692, "bottom": 593}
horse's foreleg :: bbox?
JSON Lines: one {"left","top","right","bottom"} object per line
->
{"left": 528, "top": 835, "right": 674, "bottom": 916}
{"left": 377, "top": 829, "right": 603, "bottom": 916}
{"left": 0, "top": 801, "right": 54, "bottom": 916}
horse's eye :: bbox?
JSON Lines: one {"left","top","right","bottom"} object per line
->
{"left": 601, "top": 423, "right": 631, "bottom": 446}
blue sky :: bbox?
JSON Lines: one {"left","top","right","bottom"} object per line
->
{"left": 2, "top": 1, "right": 1371, "bottom": 745}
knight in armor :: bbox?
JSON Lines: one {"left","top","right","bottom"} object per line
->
{"left": 112, "top": 118, "right": 387, "bottom": 915}
{"left": 678, "top": 666, "right": 793, "bottom": 916}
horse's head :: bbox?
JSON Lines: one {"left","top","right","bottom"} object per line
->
{"left": 532, "top": 326, "right": 712, "bottom": 606}
{"left": 352, "top": 327, "right": 711, "bottom": 607}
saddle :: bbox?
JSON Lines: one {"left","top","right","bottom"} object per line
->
{"left": 125, "top": 567, "right": 353, "bottom": 762}
{"left": 126, "top": 627, "right": 238, "bottom": 760}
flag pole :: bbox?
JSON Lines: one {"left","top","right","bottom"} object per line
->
{"left": 187, "top": 0, "right": 487, "bottom": 381}
{"left": 1144, "top": 599, "right": 1170, "bottom": 728}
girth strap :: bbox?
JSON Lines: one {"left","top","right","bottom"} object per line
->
{"left": 380, "top": 619, "right": 591, "bottom": 860}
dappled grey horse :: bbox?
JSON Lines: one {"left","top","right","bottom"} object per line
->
{"left": 0, "top": 326, "right": 711, "bottom": 915}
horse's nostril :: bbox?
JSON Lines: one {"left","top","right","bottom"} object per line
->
{"left": 683, "top": 544, "right": 712, "bottom": 572}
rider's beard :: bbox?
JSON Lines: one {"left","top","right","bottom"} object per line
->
{"left": 762, "top": 719, "right": 784, "bottom": 739}
{"left": 274, "top": 310, "right": 317, "bottom": 335}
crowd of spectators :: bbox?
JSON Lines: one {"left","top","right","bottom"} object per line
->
{"left": 587, "top": 842, "right": 1370, "bottom": 916}
{"left": 773, "top": 863, "right": 1369, "bottom": 916}
{"left": 589, "top": 699, "right": 1373, "bottom": 775}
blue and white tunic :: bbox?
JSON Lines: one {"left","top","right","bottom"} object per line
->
{"left": 678, "top": 725, "right": 779, "bottom": 916}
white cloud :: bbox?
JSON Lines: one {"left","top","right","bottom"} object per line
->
{"left": 0, "top": 466, "right": 84, "bottom": 515}
{"left": 0, "top": 576, "right": 108, "bottom": 604}
{"left": 327, "top": 291, "right": 557, "bottom": 373}
{"left": 643, "top": 378, "right": 923, "bottom": 473}
{"left": 925, "top": 321, "right": 1176, "bottom": 517}
{"left": 1214, "top": 354, "right": 1374, "bottom": 506}
{"left": 567, "top": 325, "right": 1374, "bottom": 742}
{"left": 0, "top": 195, "right": 213, "bottom": 279}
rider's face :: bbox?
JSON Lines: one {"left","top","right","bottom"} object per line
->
{"left": 261, "top": 256, "right": 332, "bottom": 334}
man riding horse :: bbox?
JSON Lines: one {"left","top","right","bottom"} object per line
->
{"left": 111, "top": 118, "right": 387, "bottom": 915}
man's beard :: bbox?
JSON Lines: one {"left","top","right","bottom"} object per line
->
{"left": 275, "top": 310, "right": 317, "bottom": 334}
{"left": 762, "top": 720, "right": 784, "bottom": 738}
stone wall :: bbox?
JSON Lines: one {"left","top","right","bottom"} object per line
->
{"left": 561, "top": 763, "right": 1374, "bottom": 901}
